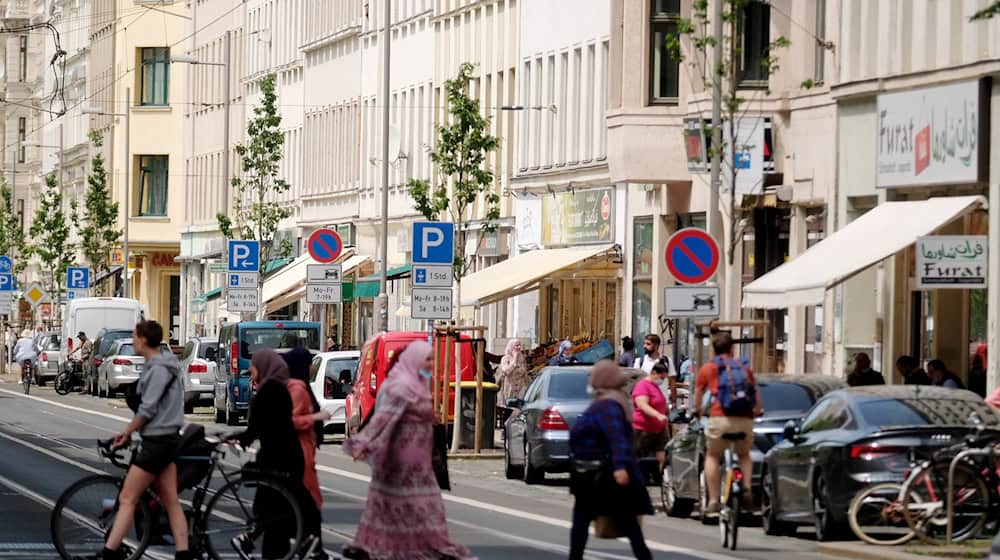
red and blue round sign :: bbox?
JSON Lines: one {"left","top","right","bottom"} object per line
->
{"left": 307, "top": 228, "right": 344, "bottom": 264}
{"left": 665, "top": 228, "right": 720, "bottom": 285}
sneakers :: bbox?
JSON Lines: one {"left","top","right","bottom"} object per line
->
{"left": 230, "top": 532, "right": 254, "bottom": 560}
{"left": 704, "top": 502, "right": 723, "bottom": 516}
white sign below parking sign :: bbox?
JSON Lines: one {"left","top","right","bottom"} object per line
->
{"left": 663, "top": 286, "right": 720, "bottom": 318}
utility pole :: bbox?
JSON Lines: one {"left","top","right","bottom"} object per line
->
{"left": 222, "top": 31, "right": 231, "bottom": 211}
{"left": 122, "top": 87, "right": 131, "bottom": 299}
{"left": 707, "top": 0, "right": 726, "bottom": 317}
{"left": 377, "top": 0, "right": 391, "bottom": 334}
{"left": 58, "top": 122, "right": 64, "bottom": 323}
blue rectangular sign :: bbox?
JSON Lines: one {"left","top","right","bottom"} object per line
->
{"left": 67, "top": 267, "right": 90, "bottom": 290}
{"left": 228, "top": 240, "right": 260, "bottom": 272}
{"left": 411, "top": 222, "right": 455, "bottom": 265}
{"left": 0, "top": 274, "right": 14, "bottom": 292}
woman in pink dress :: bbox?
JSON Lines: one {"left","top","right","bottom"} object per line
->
{"left": 343, "top": 340, "right": 469, "bottom": 560}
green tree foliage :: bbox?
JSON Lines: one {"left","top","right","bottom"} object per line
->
{"left": 972, "top": 2, "right": 1000, "bottom": 21}
{"left": 0, "top": 182, "right": 27, "bottom": 275}
{"left": 407, "top": 62, "right": 500, "bottom": 294}
{"left": 30, "top": 173, "right": 75, "bottom": 297}
{"left": 218, "top": 73, "right": 292, "bottom": 288}
{"left": 71, "top": 130, "right": 121, "bottom": 294}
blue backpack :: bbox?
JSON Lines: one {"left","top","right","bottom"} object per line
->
{"left": 714, "top": 357, "right": 756, "bottom": 416}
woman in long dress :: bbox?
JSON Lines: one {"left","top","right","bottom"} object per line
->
{"left": 343, "top": 340, "right": 469, "bottom": 560}
{"left": 496, "top": 339, "right": 531, "bottom": 404}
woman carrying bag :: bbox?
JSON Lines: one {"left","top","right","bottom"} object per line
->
{"left": 568, "top": 360, "right": 653, "bottom": 560}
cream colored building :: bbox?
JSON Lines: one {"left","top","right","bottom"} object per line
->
{"left": 88, "top": 0, "right": 190, "bottom": 343}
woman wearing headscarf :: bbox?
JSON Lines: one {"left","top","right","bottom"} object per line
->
{"left": 496, "top": 340, "right": 531, "bottom": 404}
{"left": 283, "top": 347, "right": 332, "bottom": 560}
{"left": 342, "top": 340, "right": 469, "bottom": 560}
{"left": 236, "top": 349, "right": 305, "bottom": 560}
{"left": 568, "top": 360, "right": 653, "bottom": 560}
{"left": 548, "top": 340, "right": 579, "bottom": 366}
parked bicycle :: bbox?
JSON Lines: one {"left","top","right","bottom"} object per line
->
{"left": 718, "top": 433, "right": 747, "bottom": 551}
{"left": 54, "top": 361, "right": 85, "bottom": 395}
{"left": 50, "top": 426, "right": 309, "bottom": 560}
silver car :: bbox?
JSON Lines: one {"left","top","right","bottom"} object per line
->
{"left": 98, "top": 339, "right": 169, "bottom": 398}
{"left": 178, "top": 338, "right": 219, "bottom": 413}
{"left": 31, "top": 331, "right": 64, "bottom": 385}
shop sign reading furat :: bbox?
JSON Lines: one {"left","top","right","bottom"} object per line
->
{"left": 876, "top": 80, "right": 985, "bottom": 188}
{"left": 916, "top": 235, "right": 988, "bottom": 289}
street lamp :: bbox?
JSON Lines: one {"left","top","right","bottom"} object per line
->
{"left": 82, "top": 90, "right": 131, "bottom": 298}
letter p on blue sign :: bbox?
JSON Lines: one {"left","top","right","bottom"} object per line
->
{"left": 411, "top": 222, "right": 454, "bottom": 265}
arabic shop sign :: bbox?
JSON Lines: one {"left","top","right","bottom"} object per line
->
{"left": 541, "top": 187, "right": 614, "bottom": 246}
{"left": 916, "top": 235, "right": 988, "bottom": 289}
{"left": 877, "top": 80, "right": 987, "bottom": 188}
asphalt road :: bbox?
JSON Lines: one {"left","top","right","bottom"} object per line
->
{"left": 0, "top": 383, "right": 839, "bottom": 560}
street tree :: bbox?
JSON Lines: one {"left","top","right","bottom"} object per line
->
{"left": 0, "top": 182, "right": 27, "bottom": 276}
{"left": 407, "top": 62, "right": 501, "bottom": 322}
{"left": 30, "top": 172, "right": 75, "bottom": 299}
{"left": 71, "top": 130, "right": 121, "bottom": 296}
{"left": 218, "top": 73, "right": 292, "bottom": 316}
{"left": 972, "top": 2, "right": 1000, "bottom": 20}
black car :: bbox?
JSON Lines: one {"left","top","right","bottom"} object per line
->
{"left": 86, "top": 329, "right": 133, "bottom": 396}
{"left": 661, "top": 374, "right": 847, "bottom": 522}
{"left": 762, "top": 385, "right": 1000, "bottom": 541}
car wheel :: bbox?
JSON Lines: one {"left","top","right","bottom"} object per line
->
{"left": 523, "top": 442, "right": 544, "bottom": 484}
{"left": 504, "top": 437, "right": 523, "bottom": 480}
{"left": 698, "top": 468, "right": 716, "bottom": 525}
{"left": 34, "top": 373, "right": 43, "bottom": 387}
{"left": 662, "top": 464, "right": 695, "bottom": 518}
{"left": 98, "top": 376, "right": 107, "bottom": 398}
{"left": 225, "top": 397, "right": 240, "bottom": 426}
{"left": 762, "top": 468, "right": 795, "bottom": 536}
{"left": 813, "top": 473, "right": 842, "bottom": 541}
{"left": 88, "top": 375, "right": 96, "bottom": 396}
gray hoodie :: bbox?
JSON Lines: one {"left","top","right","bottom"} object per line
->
{"left": 137, "top": 350, "right": 184, "bottom": 437}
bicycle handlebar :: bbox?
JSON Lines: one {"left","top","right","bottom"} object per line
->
{"left": 97, "top": 438, "right": 132, "bottom": 470}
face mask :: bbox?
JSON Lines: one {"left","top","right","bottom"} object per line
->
{"left": 586, "top": 385, "right": 595, "bottom": 396}
{"left": 418, "top": 368, "right": 433, "bottom": 380}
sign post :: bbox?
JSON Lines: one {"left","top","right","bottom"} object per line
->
{"left": 0, "top": 259, "right": 11, "bottom": 376}
{"left": 66, "top": 267, "right": 90, "bottom": 300}
{"left": 227, "top": 240, "right": 260, "bottom": 315}
{"left": 665, "top": 228, "right": 721, "bottom": 285}
{"left": 306, "top": 229, "right": 344, "bottom": 342}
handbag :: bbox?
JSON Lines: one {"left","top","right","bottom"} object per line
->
{"left": 431, "top": 423, "right": 451, "bottom": 491}
{"left": 593, "top": 515, "right": 644, "bottom": 539}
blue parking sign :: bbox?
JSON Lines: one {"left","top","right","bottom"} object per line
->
{"left": 67, "top": 267, "right": 90, "bottom": 290}
{"left": 228, "top": 240, "right": 260, "bottom": 272}
{"left": 0, "top": 274, "right": 14, "bottom": 292}
{"left": 411, "top": 222, "right": 454, "bottom": 265}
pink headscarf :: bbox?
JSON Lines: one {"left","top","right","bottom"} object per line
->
{"left": 382, "top": 340, "right": 433, "bottom": 403}
{"left": 503, "top": 339, "right": 525, "bottom": 367}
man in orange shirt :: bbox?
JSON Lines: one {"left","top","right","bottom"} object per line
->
{"left": 693, "top": 333, "right": 761, "bottom": 515}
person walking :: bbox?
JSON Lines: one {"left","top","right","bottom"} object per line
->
{"left": 896, "top": 355, "right": 931, "bottom": 385}
{"left": 634, "top": 334, "right": 678, "bottom": 407}
{"left": 283, "top": 347, "right": 333, "bottom": 560}
{"left": 633, "top": 361, "right": 670, "bottom": 470}
{"left": 236, "top": 349, "right": 306, "bottom": 559}
{"left": 928, "top": 359, "right": 965, "bottom": 389}
{"left": 549, "top": 340, "right": 579, "bottom": 366}
{"left": 568, "top": 360, "right": 653, "bottom": 560}
{"left": 969, "top": 354, "right": 987, "bottom": 397}
{"left": 91, "top": 320, "right": 190, "bottom": 560}
{"left": 847, "top": 353, "right": 885, "bottom": 386}
{"left": 497, "top": 339, "right": 531, "bottom": 404}
{"left": 617, "top": 336, "right": 636, "bottom": 368}
{"left": 343, "top": 340, "right": 469, "bottom": 560}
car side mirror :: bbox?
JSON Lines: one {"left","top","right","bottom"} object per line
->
{"left": 506, "top": 397, "right": 524, "bottom": 409}
{"left": 783, "top": 420, "right": 801, "bottom": 444}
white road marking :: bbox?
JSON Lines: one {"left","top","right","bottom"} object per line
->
{"left": 0, "top": 430, "right": 104, "bottom": 475}
{"left": 0, "top": 388, "right": 741, "bottom": 560}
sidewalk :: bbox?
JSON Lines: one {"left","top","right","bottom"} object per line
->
{"left": 817, "top": 540, "right": 991, "bottom": 560}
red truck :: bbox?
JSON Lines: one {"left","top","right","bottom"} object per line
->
{"left": 345, "top": 331, "right": 476, "bottom": 436}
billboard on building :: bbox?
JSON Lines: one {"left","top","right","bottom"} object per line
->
{"left": 876, "top": 79, "right": 989, "bottom": 188}
{"left": 916, "top": 235, "right": 988, "bottom": 289}
{"left": 541, "top": 187, "right": 614, "bottom": 246}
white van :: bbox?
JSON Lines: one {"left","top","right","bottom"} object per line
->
{"left": 62, "top": 297, "right": 146, "bottom": 356}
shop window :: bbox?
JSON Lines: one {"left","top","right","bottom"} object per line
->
{"left": 17, "top": 117, "right": 25, "bottom": 163}
{"left": 649, "top": 0, "right": 681, "bottom": 104}
{"left": 632, "top": 217, "right": 654, "bottom": 341}
{"left": 139, "top": 47, "right": 170, "bottom": 106}
{"left": 804, "top": 207, "right": 826, "bottom": 373}
{"left": 632, "top": 282, "right": 653, "bottom": 341}
{"left": 138, "top": 155, "right": 169, "bottom": 216}
{"left": 633, "top": 218, "right": 654, "bottom": 277}
{"left": 738, "top": 1, "right": 770, "bottom": 87}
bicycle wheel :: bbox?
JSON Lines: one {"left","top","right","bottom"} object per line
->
{"left": 901, "top": 460, "right": 988, "bottom": 544}
{"left": 23, "top": 373, "right": 30, "bottom": 395}
{"left": 727, "top": 489, "right": 740, "bottom": 551}
{"left": 50, "top": 475, "right": 153, "bottom": 560}
{"left": 54, "top": 373, "right": 71, "bottom": 395}
{"left": 200, "top": 475, "right": 304, "bottom": 560}
{"left": 848, "top": 483, "right": 915, "bottom": 546}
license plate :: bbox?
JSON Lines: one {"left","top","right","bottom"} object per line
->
{"left": 135, "top": 364, "right": 143, "bottom": 372}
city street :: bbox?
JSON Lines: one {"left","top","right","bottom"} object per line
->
{"left": 0, "top": 383, "right": 838, "bottom": 560}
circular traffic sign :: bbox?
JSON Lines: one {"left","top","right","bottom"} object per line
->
{"left": 665, "top": 228, "right": 720, "bottom": 285}
{"left": 307, "top": 228, "right": 344, "bottom": 264}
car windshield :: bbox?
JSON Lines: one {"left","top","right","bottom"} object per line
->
{"left": 325, "top": 359, "right": 359, "bottom": 382}
{"left": 241, "top": 328, "right": 319, "bottom": 359}
{"left": 547, "top": 371, "right": 590, "bottom": 400}
{"left": 858, "top": 399, "right": 930, "bottom": 427}
{"left": 99, "top": 331, "right": 132, "bottom": 355}
{"left": 118, "top": 344, "right": 135, "bottom": 356}
{"left": 759, "top": 383, "right": 813, "bottom": 414}
{"left": 197, "top": 342, "right": 218, "bottom": 359}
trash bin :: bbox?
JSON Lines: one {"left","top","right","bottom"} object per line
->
{"left": 455, "top": 381, "right": 498, "bottom": 450}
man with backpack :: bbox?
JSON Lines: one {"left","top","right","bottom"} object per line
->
{"left": 693, "top": 332, "right": 761, "bottom": 515}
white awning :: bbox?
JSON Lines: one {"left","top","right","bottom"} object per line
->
{"left": 742, "top": 195, "right": 986, "bottom": 309}
{"left": 460, "top": 245, "right": 618, "bottom": 307}
{"left": 263, "top": 252, "right": 370, "bottom": 313}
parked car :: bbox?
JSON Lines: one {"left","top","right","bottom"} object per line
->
{"left": 503, "top": 366, "right": 644, "bottom": 484}
{"left": 31, "top": 331, "right": 64, "bottom": 386}
{"left": 215, "top": 321, "right": 321, "bottom": 426}
{"left": 63, "top": 296, "right": 145, "bottom": 372}
{"left": 345, "top": 331, "right": 476, "bottom": 437}
{"left": 97, "top": 339, "right": 170, "bottom": 398}
{"left": 86, "top": 329, "right": 133, "bottom": 396}
{"left": 762, "top": 385, "right": 1000, "bottom": 541}
{"left": 662, "top": 373, "right": 847, "bottom": 521}
{"left": 310, "top": 351, "right": 361, "bottom": 435}
{"left": 178, "top": 338, "right": 219, "bottom": 413}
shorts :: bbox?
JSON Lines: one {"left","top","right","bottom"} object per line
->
{"left": 705, "top": 416, "right": 754, "bottom": 457}
{"left": 634, "top": 430, "right": 669, "bottom": 457}
{"left": 132, "top": 434, "right": 181, "bottom": 475}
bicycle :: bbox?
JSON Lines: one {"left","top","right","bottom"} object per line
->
{"left": 718, "top": 432, "right": 746, "bottom": 551}
{"left": 50, "top": 430, "right": 310, "bottom": 560}
{"left": 22, "top": 359, "right": 32, "bottom": 395}
{"left": 848, "top": 482, "right": 917, "bottom": 546}
{"left": 55, "top": 361, "right": 85, "bottom": 395}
